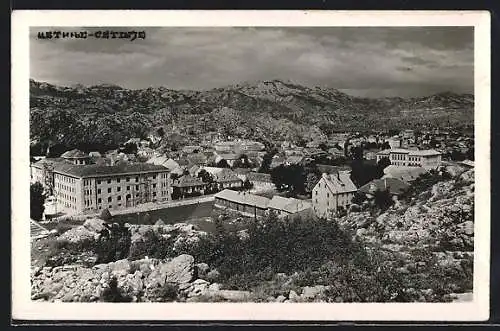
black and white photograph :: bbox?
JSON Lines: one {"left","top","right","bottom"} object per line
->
{"left": 12, "top": 10, "right": 490, "bottom": 321}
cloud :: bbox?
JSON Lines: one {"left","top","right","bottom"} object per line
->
{"left": 30, "top": 26, "right": 474, "bottom": 97}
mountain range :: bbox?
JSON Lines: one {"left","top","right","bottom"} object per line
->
{"left": 29, "top": 79, "right": 474, "bottom": 150}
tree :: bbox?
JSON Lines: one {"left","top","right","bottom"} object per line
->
{"left": 318, "top": 142, "right": 328, "bottom": 151}
{"left": 197, "top": 169, "right": 214, "bottom": 183}
{"left": 156, "top": 127, "right": 165, "bottom": 137}
{"left": 216, "top": 159, "right": 230, "bottom": 168}
{"left": 376, "top": 157, "right": 391, "bottom": 177}
{"left": 259, "top": 152, "right": 274, "bottom": 173}
{"left": 373, "top": 189, "right": 394, "bottom": 211}
{"left": 466, "top": 147, "right": 474, "bottom": 161}
{"left": 233, "top": 154, "right": 253, "bottom": 168}
{"left": 304, "top": 172, "right": 320, "bottom": 195}
{"left": 30, "top": 182, "right": 46, "bottom": 221}
{"left": 352, "top": 191, "right": 367, "bottom": 205}
{"left": 380, "top": 141, "right": 391, "bottom": 150}
{"left": 121, "top": 142, "right": 137, "bottom": 154}
{"left": 270, "top": 164, "right": 305, "bottom": 194}
{"left": 242, "top": 178, "right": 253, "bottom": 190}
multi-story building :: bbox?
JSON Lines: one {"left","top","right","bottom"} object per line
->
{"left": 376, "top": 148, "right": 442, "bottom": 170}
{"left": 52, "top": 163, "right": 170, "bottom": 215}
{"left": 311, "top": 171, "right": 357, "bottom": 219}
{"left": 30, "top": 158, "right": 63, "bottom": 191}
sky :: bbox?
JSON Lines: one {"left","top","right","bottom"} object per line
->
{"left": 30, "top": 27, "right": 474, "bottom": 97}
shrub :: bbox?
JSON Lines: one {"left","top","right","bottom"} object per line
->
{"left": 150, "top": 283, "right": 179, "bottom": 302}
{"left": 179, "top": 215, "right": 364, "bottom": 291}
{"left": 100, "top": 276, "right": 132, "bottom": 302}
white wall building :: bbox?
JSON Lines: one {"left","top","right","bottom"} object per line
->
{"left": 376, "top": 148, "right": 442, "bottom": 170}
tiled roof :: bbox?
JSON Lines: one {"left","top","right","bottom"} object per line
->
{"left": 213, "top": 169, "right": 242, "bottom": 183}
{"left": 358, "top": 178, "right": 410, "bottom": 196}
{"left": 378, "top": 148, "right": 442, "bottom": 156}
{"left": 410, "top": 149, "right": 441, "bottom": 156}
{"left": 187, "top": 153, "right": 207, "bottom": 165}
{"left": 286, "top": 155, "right": 304, "bottom": 164}
{"left": 52, "top": 162, "right": 169, "bottom": 178}
{"left": 316, "top": 164, "right": 351, "bottom": 174}
{"left": 247, "top": 172, "right": 273, "bottom": 183}
{"left": 267, "top": 196, "right": 311, "bottom": 214}
{"left": 61, "top": 149, "right": 88, "bottom": 158}
{"left": 217, "top": 153, "right": 240, "bottom": 160}
{"left": 383, "top": 165, "right": 428, "bottom": 182}
{"left": 320, "top": 172, "right": 357, "bottom": 194}
{"left": 32, "top": 157, "right": 65, "bottom": 169}
{"left": 461, "top": 160, "right": 474, "bottom": 167}
{"left": 172, "top": 175, "right": 205, "bottom": 188}
{"left": 215, "top": 189, "right": 270, "bottom": 209}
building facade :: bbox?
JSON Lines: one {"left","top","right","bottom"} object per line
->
{"left": 376, "top": 148, "right": 442, "bottom": 170}
{"left": 214, "top": 189, "right": 270, "bottom": 218}
{"left": 312, "top": 172, "right": 357, "bottom": 219}
{"left": 52, "top": 163, "right": 170, "bottom": 215}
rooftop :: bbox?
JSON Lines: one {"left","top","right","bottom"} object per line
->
{"left": 215, "top": 189, "right": 270, "bottom": 209}
{"left": 377, "top": 148, "right": 442, "bottom": 156}
{"left": 172, "top": 175, "right": 205, "bottom": 188}
{"left": 320, "top": 172, "right": 357, "bottom": 194}
{"left": 52, "top": 162, "right": 169, "bottom": 178}
{"left": 267, "top": 196, "right": 311, "bottom": 214}
{"left": 247, "top": 172, "right": 273, "bottom": 183}
{"left": 383, "top": 165, "right": 428, "bottom": 182}
{"left": 358, "top": 177, "right": 410, "bottom": 196}
{"left": 61, "top": 149, "right": 89, "bottom": 159}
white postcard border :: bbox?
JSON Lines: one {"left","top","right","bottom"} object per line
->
{"left": 11, "top": 10, "right": 491, "bottom": 321}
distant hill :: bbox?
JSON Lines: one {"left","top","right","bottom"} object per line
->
{"left": 29, "top": 79, "right": 474, "bottom": 151}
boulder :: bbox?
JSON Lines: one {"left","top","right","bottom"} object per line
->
{"left": 276, "top": 295, "right": 286, "bottom": 303}
{"left": 109, "top": 259, "right": 131, "bottom": 277}
{"left": 460, "top": 221, "right": 474, "bottom": 236}
{"left": 301, "top": 285, "right": 327, "bottom": 300}
{"left": 187, "top": 279, "right": 210, "bottom": 297}
{"left": 57, "top": 227, "right": 95, "bottom": 244}
{"left": 195, "top": 263, "right": 210, "bottom": 279}
{"left": 288, "top": 290, "right": 299, "bottom": 302}
{"left": 147, "top": 254, "right": 195, "bottom": 287}
{"left": 216, "top": 290, "right": 251, "bottom": 302}
{"left": 205, "top": 269, "right": 221, "bottom": 283}
{"left": 83, "top": 218, "right": 106, "bottom": 233}
{"left": 208, "top": 283, "right": 221, "bottom": 292}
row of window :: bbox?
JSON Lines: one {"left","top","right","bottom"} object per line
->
{"left": 56, "top": 182, "right": 76, "bottom": 193}
{"left": 57, "top": 175, "right": 76, "bottom": 184}
{"left": 59, "top": 192, "right": 76, "bottom": 203}
{"left": 84, "top": 173, "right": 168, "bottom": 186}
{"left": 391, "top": 153, "right": 408, "bottom": 161}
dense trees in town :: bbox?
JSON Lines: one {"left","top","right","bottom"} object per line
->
{"left": 270, "top": 164, "right": 306, "bottom": 194}
{"left": 232, "top": 154, "right": 254, "bottom": 169}
{"left": 373, "top": 189, "right": 394, "bottom": 211}
{"left": 258, "top": 150, "right": 277, "bottom": 173}
{"left": 216, "top": 159, "right": 230, "bottom": 168}
{"left": 30, "top": 182, "right": 46, "bottom": 221}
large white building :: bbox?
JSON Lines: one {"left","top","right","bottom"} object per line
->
{"left": 376, "top": 148, "right": 442, "bottom": 170}
{"left": 311, "top": 172, "right": 357, "bottom": 219}
{"left": 51, "top": 163, "right": 170, "bottom": 215}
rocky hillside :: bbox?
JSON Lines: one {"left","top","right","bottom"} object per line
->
{"left": 30, "top": 79, "right": 474, "bottom": 150}
{"left": 31, "top": 168, "right": 474, "bottom": 303}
